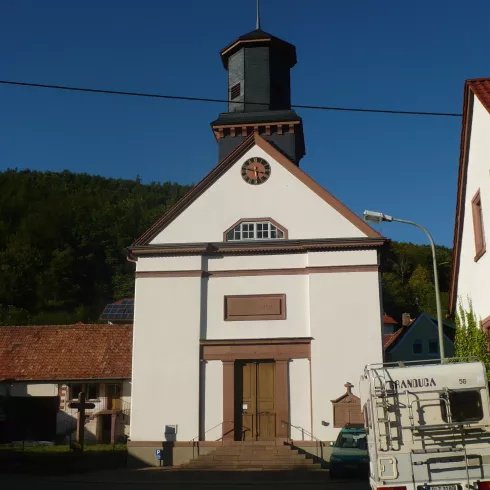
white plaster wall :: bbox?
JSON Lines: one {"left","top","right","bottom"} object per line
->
{"left": 289, "top": 359, "right": 312, "bottom": 440}
{"left": 457, "top": 96, "right": 490, "bottom": 322}
{"left": 136, "top": 250, "right": 377, "bottom": 274}
{"left": 206, "top": 253, "right": 307, "bottom": 271}
{"left": 205, "top": 274, "right": 310, "bottom": 340}
{"left": 136, "top": 255, "right": 203, "bottom": 272}
{"left": 27, "top": 384, "right": 58, "bottom": 396}
{"left": 4, "top": 383, "right": 58, "bottom": 397}
{"left": 309, "top": 270, "right": 383, "bottom": 441}
{"left": 203, "top": 360, "right": 223, "bottom": 441}
{"left": 130, "top": 276, "right": 201, "bottom": 441}
{"left": 150, "top": 145, "right": 366, "bottom": 244}
{"left": 307, "top": 250, "right": 378, "bottom": 267}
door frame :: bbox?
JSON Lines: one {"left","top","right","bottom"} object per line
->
{"left": 201, "top": 338, "right": 311, "bottom": 441}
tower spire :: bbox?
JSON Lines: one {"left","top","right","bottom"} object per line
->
{"left": 256, "top": 0, "right": 261, "bottom": 30}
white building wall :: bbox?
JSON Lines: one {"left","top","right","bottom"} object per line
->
{"left": 1, "top": 383, "right": 58, "bottom": 397}
{"left": 205, "top": 274, "right": 310, "bottom": 340}
{"left": 121, "top": 380, "right": 132, "bottom": 437}
{"left": 130, "top": 276, "right": 202, "bottom": 441}
{"left": 309, "top": 270, "right": 383, "bottom": 441}
{"left": 203, "top": 360, "right": 223, "bottom": 441}
{"left": 457, "top": 96, "right": 490, "bottom": 322}
{"left": 289, "top": 358, "right": 312, "bottom": 440}
{"left": 150, "top": 145, "right": 366, "bottom": 245}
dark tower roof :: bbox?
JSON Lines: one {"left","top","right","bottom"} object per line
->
{"left": 212, "top": 26, "right": 305, "bottom": 165}
{"left": 220, "top": 29, "right": 297, "bottom": 69}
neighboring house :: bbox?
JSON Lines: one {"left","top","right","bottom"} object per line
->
{"left": 127, "top": 25, "right": 386, "bottom": 467}
{"left": 450, "top": 79, "right": 490, "bottom": 332}
{"left": 384, "top": 312, "right": 455, "bottom": 363}
{"left": 382, "top": 314, "right": 398, "bottom": 335}
{"left": 0, "top": 324, "right": 132, "bottom": 444}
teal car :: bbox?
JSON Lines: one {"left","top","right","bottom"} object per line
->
{"left": 329, "top": 424, "right": 369, "bottom": 478}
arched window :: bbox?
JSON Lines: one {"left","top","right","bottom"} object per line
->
{"left": 224, "top": 219, "right": 287, "bottom": 242}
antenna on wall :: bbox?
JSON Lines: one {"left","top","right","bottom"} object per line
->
{"left": 256, "top": 0, "right": 261, "bottom": 30}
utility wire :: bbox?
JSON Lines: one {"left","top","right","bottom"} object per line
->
{"left": 0, "top": 79, "right": 463, "bottom": 118}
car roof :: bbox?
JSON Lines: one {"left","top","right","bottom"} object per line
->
{"left": 340, "top": 424, "right": 365, "bottom": 433}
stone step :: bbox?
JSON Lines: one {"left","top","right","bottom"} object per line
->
{"left": 197, "top": 454, "right": 307, "bottom": 461}
{"left": 212, "top": 448, "right": 296, "bottom": 453}
{"left": 228, "top": 441, "right": 286, "bottom": 446}
{"left": 187, "top": 458, "right": 316, "bottom": 466}
{"left": 185, "top": 463, "right": 323, "bottom": 470}
{"left": 207, "top": 449, "right": 299, "bottom": 458}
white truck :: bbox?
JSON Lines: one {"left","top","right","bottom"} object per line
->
{"left": 360, "top": 360, "right": 490, "bottom": 490}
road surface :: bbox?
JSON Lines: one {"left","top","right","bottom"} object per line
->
{"left": 4, "top": 468, "right": 371, "bottom": 490}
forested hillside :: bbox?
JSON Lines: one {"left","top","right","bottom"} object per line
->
{"left": 0, "top": 169, "right": 191, "bottom": 325}
{"left": 0, "top": 169, "right": 452, "bottom": 325}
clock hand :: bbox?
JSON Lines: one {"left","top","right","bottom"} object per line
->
{"left": 245, "top": 166, "right": 265, "bottom": 175}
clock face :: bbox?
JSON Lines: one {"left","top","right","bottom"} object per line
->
{"left": 241, "top": 157, "right": 271, "bottom": 185}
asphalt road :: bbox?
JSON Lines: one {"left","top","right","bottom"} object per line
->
{"left": 3, "top": 469, "right": 371, "bottom": 490}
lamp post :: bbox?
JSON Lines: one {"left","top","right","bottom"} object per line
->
{"left": 363, "top": 210, "right": 445, "bottom": 361}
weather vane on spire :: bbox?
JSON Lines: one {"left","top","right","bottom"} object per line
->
{"left": 256, "top": 0, "right": 261, "bottom": 30}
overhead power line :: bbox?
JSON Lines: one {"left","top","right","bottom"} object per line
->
{"left": 0, "top": 79, "right": 463, "bottom": 118}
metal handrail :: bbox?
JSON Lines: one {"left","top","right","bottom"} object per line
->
{"left": 281, "top": 420, "right": 324, "bottom": 443}
{"left": 281, "top": 420, "right": 326, "bottom": 462}
{"left": 190, "top": 420, "right": 234, "bottom": 444}
{"left": 189, "top": 421, "right": 234, "bottom": 460}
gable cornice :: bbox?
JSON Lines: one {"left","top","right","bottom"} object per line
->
{"left": 129, "top": 237, "right": 387, "bottom": 257}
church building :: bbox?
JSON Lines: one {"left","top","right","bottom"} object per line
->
{"left": 127, "top": 24, "right": 385, "bottom": 466}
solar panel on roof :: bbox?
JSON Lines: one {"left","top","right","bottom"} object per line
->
{"left": 100, "top": 299, "right": 134, "bottom": 322}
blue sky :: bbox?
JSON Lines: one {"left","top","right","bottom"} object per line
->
{"left": 1, "top": 1, "right": 488, "bottom": 247}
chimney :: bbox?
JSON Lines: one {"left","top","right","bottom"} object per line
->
{"left": 402, "top": 313, "right": 412, "bottom": 326}
{"left": 344, "top": 382, "right": 353, "bottom": 394}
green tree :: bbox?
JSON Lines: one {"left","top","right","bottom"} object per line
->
{"left": 454, "top": 300, "right": 490, "bottom": 373}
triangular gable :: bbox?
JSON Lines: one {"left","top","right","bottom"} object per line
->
{"left": 133, "top": 133, "right": 381, "bottom": 246}
{"left": 386, "top": 312, "right": 455, "bottom": 354}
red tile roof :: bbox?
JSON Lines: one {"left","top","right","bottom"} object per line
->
{"left": 383, "top": 314, "right": 398, "bottom": 325}
{"left": 467, "top": 79, "right": 490, "bottom": 112}
{"left": 0, "top": 324, "right": 132, "bottom": 381}
{"left": 450, "top": 78, "right": 490, "bottom": 313}
{"left": 383, "top": 327, "right": 406, "bottom": 350}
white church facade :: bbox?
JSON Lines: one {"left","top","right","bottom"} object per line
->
{"left": 127, "top": 26, "right": 385, "bottom": 466}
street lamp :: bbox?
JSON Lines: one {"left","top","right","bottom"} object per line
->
{"left": 363, "top": 210, "right": 445, "bottom": 361}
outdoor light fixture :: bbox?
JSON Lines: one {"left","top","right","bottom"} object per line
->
{"left": 363, "top": 210, "right": 393, "bottom": 224}
{"left": 363, "top": 209, "right": 445, "bottom": 360}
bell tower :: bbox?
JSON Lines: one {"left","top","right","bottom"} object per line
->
{"left": 211, "top": 13, "right": 306, "bottom": 165}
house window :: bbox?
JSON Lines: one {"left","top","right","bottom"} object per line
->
{"left": 225, "top": 220, "right": 286, "bottom": 241}
{"left": 472, "top": 189, "right": 486, "bottom": 261}
{"left": 413, "top": 340, "right": 423, "bottom": 355}
{"left": 429, "top": 339, "right": 439, "bottom": 355}
{"left": 68, "top": 383, "right": 99, "bottom": 400}
{"left": 230, "top": 82, "right": 241, "bottom": 100}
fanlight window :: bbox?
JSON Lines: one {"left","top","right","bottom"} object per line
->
{"left": 225, "top": 221, "right": 285, "bottom": 241}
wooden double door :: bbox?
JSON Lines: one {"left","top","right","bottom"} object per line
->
{"left": 235, "top": 361, "right": 276, "bottom": 441}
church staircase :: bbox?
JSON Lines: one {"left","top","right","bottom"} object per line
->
{"left": 182, "top": 441, "right": 323, "bottom": 471}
